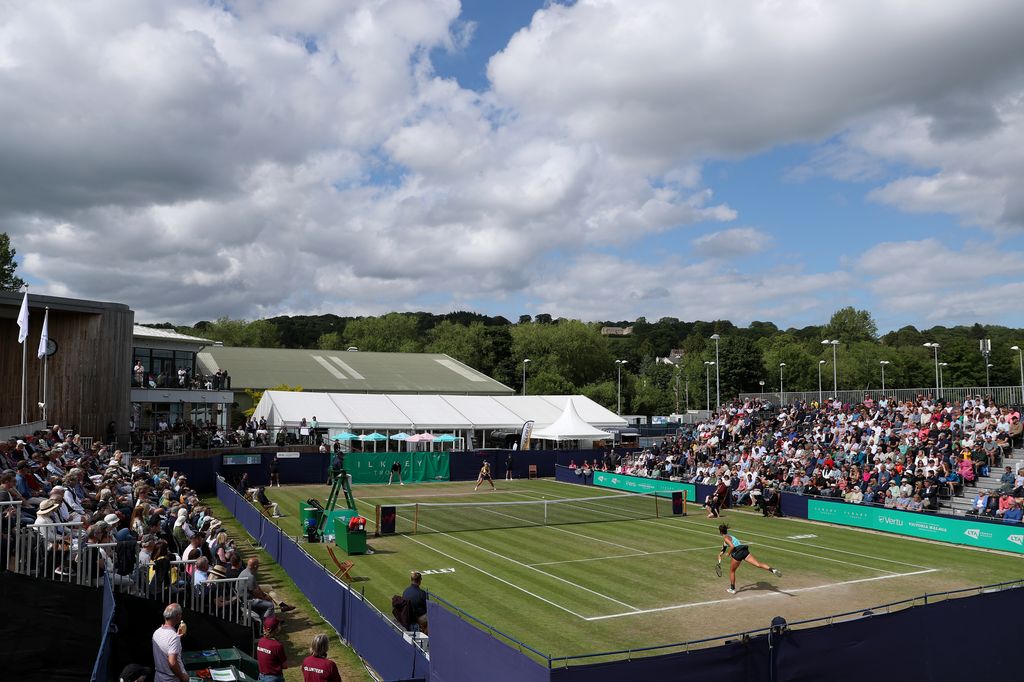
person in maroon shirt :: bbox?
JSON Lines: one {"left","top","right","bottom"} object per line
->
{"left": 256, "top": 616, "right": 287, "bottom": 682}
{"left": 302, "top": 633, "right": 342, "bottom": 682}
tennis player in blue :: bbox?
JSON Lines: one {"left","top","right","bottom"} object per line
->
{"left": 718, "top": 524, "right": 781, "bottom": 594}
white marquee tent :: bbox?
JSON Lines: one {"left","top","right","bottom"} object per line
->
{"left": 253, "top": 391, "right": 625, "bottom": 445}
{"left": 531, "top": 398, "right": 614, "bottom": 442}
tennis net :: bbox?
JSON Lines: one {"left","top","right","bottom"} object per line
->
{"left": 376, "top": 490, "right": 686, "bottom": 534}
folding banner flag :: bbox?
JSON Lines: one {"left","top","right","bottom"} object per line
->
{"left": 37, "top": 308, "right": 49, "bottom": 359}
{"left": 16, "top": 290, "right": 29, "bottom": 343}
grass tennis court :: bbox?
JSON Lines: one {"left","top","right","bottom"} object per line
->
{"left": 260, "top": 479, "right": 1023, "bottom": 660}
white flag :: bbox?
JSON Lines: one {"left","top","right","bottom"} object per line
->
{"left": 37, "top": 308, "right": 49, "bottom": 359}
{"left": 16, "top": 291, "right": 28, "bottom": 344}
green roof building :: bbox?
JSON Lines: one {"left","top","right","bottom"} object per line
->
{"left": 196, "top": 347, "right": 514, "bottom": 407}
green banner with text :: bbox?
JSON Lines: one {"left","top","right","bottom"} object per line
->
{"left": 346, "top": 452, "right": 450, "bottom": 484}
{"left": 807, "top": 500, "right": 1024, "bottom": 554}
{"left": 591, "top": 471, "right": 695, "bottom": 500}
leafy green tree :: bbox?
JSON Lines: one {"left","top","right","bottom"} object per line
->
{"left": 0, "top": 233, "right": 24, "bottom": 291}
{"left": 826, "top": 307, "right": 878, "bottom": 342}
{"left": 242, "top": 383, "right": 303, "bottom": 419}
{"left": 527, "top": 369, "right": 575, "bottom": 395}
{"left": 190, "top": 317, "right": 281, "bottom": 347}
{"left": 579, "top": 380, "right": 617, "bottom": 411}
{"left": 344, "top": 313, "right": 422, "bottom": 352}
{"left": 717, "top": 335, "right": 763, "bottom": 399}
{"left": 317, "top": 331, "right": 346, "bottom": 350}
{"left": 511, "top": 320, "right": 611, "bottom": 388}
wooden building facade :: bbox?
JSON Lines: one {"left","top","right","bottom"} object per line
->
{"left": 0, "top": 292, "right": 133, "bottom": 440}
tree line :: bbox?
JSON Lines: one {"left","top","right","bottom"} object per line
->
{"left": 143, "top": 307, "right": 1024, "bottom": 415}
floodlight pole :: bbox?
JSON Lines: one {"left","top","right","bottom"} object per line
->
{"left": 1013, "top": 346, "right": 1024, "bottom": 403}
{"left": 817, "top": 360, "right": 825, "bottom": 404}
{"left": 704, "top": 361, "right": 715, "bottom": 412}
{"left": 923, "top": 343, "right": 940, "bottom": 399}
{"left": 522, "top": 359, "right": 530, "bottom": 396}
{"left": 615, "top": 360, "right": 628, "bottom": 415}
{"left": 710, "top": 334, "right": 721, "bottom": 410}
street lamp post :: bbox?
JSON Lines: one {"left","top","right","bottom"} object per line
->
{"left": 703, "top": 361, "right": 715, "bottom": 412}
{"left": 710, "top": 334, "right": 721, "bottom": 410}
{"left": 818, "top": 360, "right": 825, "bottom": 404}
{"left": 779, "top": 363, "right": 786, "bottom": 406}
{"left": 938, "top": 362, "right": 948, "bottom": 397}
{"left": 522, "top": 358, "right": 530, "bottom": 396}
{"left": 759, "top": 380, "right": 765, "bottom": 397}
{"left": 615, "top": 360, "right": 628, "bottom": 415}
{"left": 822, "top": 340, "right": 839, "bottom": 394}
{"left": 1012, "top": 346, "right": 1024, "bottom": 403}
{"left": 879, "top": 360, "right": 890, "bottom": 393}
{"left": 923, "top": 342, "right": 940, "bottom": 399}
{"left": 981, "top": 339, "right": 992, "bottom": 390}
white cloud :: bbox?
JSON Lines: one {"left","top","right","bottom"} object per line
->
{"left": 692, "top": 228, "right": 772, "bottom": 259}
{"left": 855, "top": 239, "right": 1024, "bottom": 321}
{"left": 488, "top": 1, "right": 1024, "bottom": 161}
{"left": 2, "top": 0, "right": 1024, "bottom": 327}
{"left": 525, "top": 253, "right": 851, "bottom": 324}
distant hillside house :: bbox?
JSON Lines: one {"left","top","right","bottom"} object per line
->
{"left": 600, "top": 326, "right": 634, "bottom": 336}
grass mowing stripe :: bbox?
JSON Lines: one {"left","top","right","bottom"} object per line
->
{"left": 531, "top": 481, "right": 935, "bottom": 571}
{"left": 583, "top": 568, "right": 940, "bottom": 621}
{"left": 435, "top": 530, "right": 642, "bottom": 612}
{"left": 529, "top": 545, "right": 721, "bottom": 567}
{"left": 355, "top": 496, "right": 640, "bottom": 616}
{"left": 399, "top": 532, "right": 588, "bottom": 621}
{"left": 475, "top": 504, "right": 652, "bottom": 554}
{"left": 511, "top": 487, "right": 901, "bottom": 575}
{"left": 642, "top": 519, "right": 900, "bottom": 575}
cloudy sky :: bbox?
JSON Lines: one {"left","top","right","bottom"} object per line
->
{"left": 3, "top": 0, "right": 1024, "bottom": 330}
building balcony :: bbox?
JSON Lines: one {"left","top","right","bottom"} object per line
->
{"left": 130, "top": 387, "right": 234, "bottom": 404}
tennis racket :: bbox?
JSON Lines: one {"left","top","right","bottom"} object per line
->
{"left": 715, "top": 560, "right": 722, "bottom": 577}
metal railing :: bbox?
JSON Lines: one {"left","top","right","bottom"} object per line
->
{"left": 740, "top": 385, "right": 1024, "bottom": 408}
{"left": 2, "top": 501, "right": 249, "bottom": 627}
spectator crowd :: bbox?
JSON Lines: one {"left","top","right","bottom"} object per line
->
{"left": 0, "top": 423, "right": 357, "bottom": 682}
{"left": 581, "top": 394, "right": 1024, "bottom": 522}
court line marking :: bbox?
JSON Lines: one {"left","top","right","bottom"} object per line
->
{"left": 475, "top": 504, "right": 651, "bottom": 554}
{"left": 532, "top": 480, "right": 935, "bottom": 570}
{"left": 513, "top": 487, "right": 906, "bottom": 575}
{"left": 355, "top": 499, "right": 637, "bottom": 615}
{"left": 529, "top": 545, "right": 721, "bottom": 567}
{"left": 583, "top": 569, "right": 939, "bottom": 621}
{"left": 355, "top": 486, "right": 932, "bottom": 620}
{"left": 399, "top": 533, "right": 589, "bottom": 620}
{"left": 436, "top": 530, "right": 641, "bottom": 611}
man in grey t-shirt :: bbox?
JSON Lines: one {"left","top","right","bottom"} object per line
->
{"left": 152, "top": 603, "right": 188, "bottom": 682}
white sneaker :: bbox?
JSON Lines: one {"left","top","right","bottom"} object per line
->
{"left": 400, "top": 482, "right": 404, "bottom": 486}
{"left": 727, "top": 587, "right": 736, "bottom": 594}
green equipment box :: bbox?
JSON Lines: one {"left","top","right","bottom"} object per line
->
{"left": 182, "top": 647, "right": 258, "bottom": 679}
{"left": 334, "top": 515, "right": 367, "bottom": 555}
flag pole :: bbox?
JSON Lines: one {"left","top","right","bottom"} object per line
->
{"left": 21, "top": 330, "right": 26, "bottom": 423}
{"left": 41, "top": 307, "right": 49, "bottom": 424}
{"left": 20, "top": 285, "right": 28, "bottom": 424}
